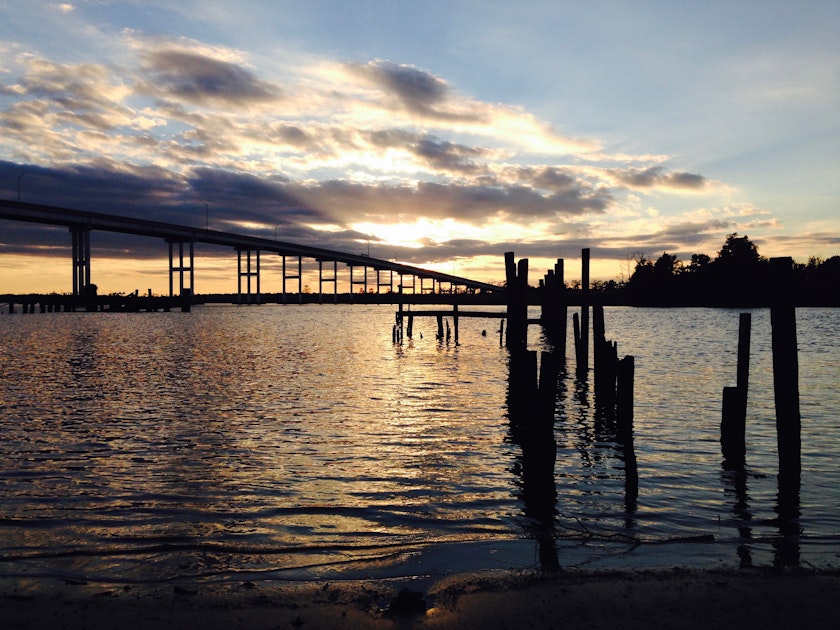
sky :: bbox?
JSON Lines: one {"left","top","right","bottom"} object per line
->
{"left": 1, "top": 0, "right": 838, "bottom": 295}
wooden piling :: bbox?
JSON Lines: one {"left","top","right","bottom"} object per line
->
{"left": 737, "top": 312, "right": 751, "bottom": 393}
{"left": 721, "top": 313, "right": 751, "bottom": 466}
{"left": 436, "top": 315, "right": 444, "bottom": 340}
{"left": 616, "top": 355, "right": 635, "bottom": 438}
{"left": 505, "top": 251, "right": 517, "bottom": 349}
{"left": 505, "top": 252, "right": 529, "bottom": 351}
{"left": 721, "top": 386, "right": 745, "bottom": 465}
{"left": 615, "top": 354, "right": 637, "bottom": 507}
{"left": 580, "top": 248, "right": 590, "bottom": 375}
{"left": 770, "top": 258, "right": 800, "bottom": 487}
{"left": 407, "top": 314, "right": 414, "bottom": 339}
{"left": 592, "top": 304, "right": 612, "bottom": 400}
{"left": 510, "top": 349, "right": 539, "bottom": 417}
{"left": 516, "top": 258, "right": 529, "bottom": 349}
{"left": 556, "top": 258, "right": 567, "bottom": 361}
{"left": 453, "top": 304, "right": 459, "bottom": 345}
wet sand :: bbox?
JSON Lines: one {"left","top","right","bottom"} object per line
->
{"left": 3, "top": 568, "right": 839, "bottom": 629}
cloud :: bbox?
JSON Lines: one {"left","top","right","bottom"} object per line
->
{"left": 140, "top": 49, "right": 281, "bottom": 106}
{"left": 365, "top": 130, "right": 490, "bottom": 175}
{"left": 609, "top": 166, "right": 708, "bottom": 191}
{"left": 0, "top": 37, "right": 755, "bottom": 286}
{"left": 345, "top": 60, "right": 470, "bottom": 122}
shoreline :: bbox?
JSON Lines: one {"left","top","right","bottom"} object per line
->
{"left": 4, "top": 567, "right": 840, "bottom": 629}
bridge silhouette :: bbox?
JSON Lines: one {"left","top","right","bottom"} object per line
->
{"left": 1, "top": 199, "right": 502, "bottom": 306}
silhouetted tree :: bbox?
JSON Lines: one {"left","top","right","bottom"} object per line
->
{"left": 709, "top": 233, "right": 768, "bottom": 305}
{"left": 687, "top": 253, "right": 711, "bottom": 273}
{"left": 716, "top": 233, "right": 763, "bottom": 266}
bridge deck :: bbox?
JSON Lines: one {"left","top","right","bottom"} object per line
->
{"left": 0, "top": 199, "right": 502, "bottom": 293}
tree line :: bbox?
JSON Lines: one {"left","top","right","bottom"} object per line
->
{"left": 622, "top": 233, "right": 840, "bottom": 306}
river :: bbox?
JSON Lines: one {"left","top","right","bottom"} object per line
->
{"left": 0, "top": 305, "right": 838, "bottom": 585}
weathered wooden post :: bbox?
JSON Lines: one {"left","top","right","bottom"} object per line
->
{"left": 505, "top": 252, "right": 529, "bottom": 351}
{"left": 616, "top": 355, "right": 638, "bottom": 505}
{"left": 505, "top": 252, "right": 517, "bottom": 349}
{"left": 556, "top": 258, "right": 567, "bottom": 362}
{"left": 770, "top": 257, "right": 800, "bottom": 491}
{"left": 580, "top": 248, "right": 590, "bottom": 373}
{"left": 617, "top": 355, "right": 634, "bottom": 438}
{"left": 436, "top": 315, "right": 444, "bottom": 340}
{"left": 517, "top": 257, "right": 529, "bottom": 349}
{"left": 453, "top": 304, "right": 460, "bottom": 345}
{"left": 593, "top": 304, "right": 610, "bottom": 399}
{"left": 397, "top": 287, "right": 404, "bottom": 344}
{"left": 510, "top": 349, "right": 539, "bottom": 415}
{"left": 721, "top": 313, "right": 751, "bottom": 466}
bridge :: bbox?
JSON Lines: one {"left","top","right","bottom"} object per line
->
{"left": 0, "top": 199, "right": 502, "bottom": 305}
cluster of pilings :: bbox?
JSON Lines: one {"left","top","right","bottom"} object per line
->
{"left": 717, "top": 257, "right": 802, "bottom": 566}
{"left": 720, "top": 257, "right": 801, "bottom": 489}
{"left": 539, "top": 259, "right": 567, "bottom": 358}
{"left": 505, "top": 248, "right": 639, "bottom": 542}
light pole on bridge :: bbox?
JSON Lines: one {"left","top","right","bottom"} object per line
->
{"left": 17, "top": 172, "right": 30, "bottom": 202}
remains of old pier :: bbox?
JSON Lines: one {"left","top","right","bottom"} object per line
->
{"left": 3, "top": 200, "right": 806, "bottom": 542}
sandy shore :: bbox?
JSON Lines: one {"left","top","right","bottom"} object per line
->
{"left": 3, "top": 567, "right": 839, "bottom": 629}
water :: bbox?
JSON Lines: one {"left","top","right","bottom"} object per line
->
{"left": 0, "top": 305, "right": 838, "bottom": 585}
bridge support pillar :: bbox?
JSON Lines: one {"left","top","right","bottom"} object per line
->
{"left": 318, "top": 259, "right": 337, "bottom": 304}
{"left": 237, "top": 248, "right": 261, "bottom": 304}
{"left": 168, "top": 240, "right": 195, "bottom": 299}
{"left": 70, "top": 226, "right": 91, "bottom": 296}
{"left": 376, "top": 269, "right": 392, "bottom": 295}
{"left": 281, "top": 255, "right": 302, "bottom": 304}
{"left": 349, "top": 265, "right": 368, "bottom": 296}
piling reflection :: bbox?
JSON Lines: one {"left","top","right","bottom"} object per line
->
{"left": 774, "top": 473, "right": 801, "bottom": 568}
{"left": 720, "top": 463, "right": 753, "bottom": 568}
{"left": 507, "top": 350, "right": 559, "bottom": 571}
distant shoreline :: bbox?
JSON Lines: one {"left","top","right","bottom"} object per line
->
{"left": 3, "top": 291, "right": 840, "bottom": 310}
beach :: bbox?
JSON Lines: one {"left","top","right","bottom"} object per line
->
{"left": 3, "top": 568, "right": 839, "bottom": 629}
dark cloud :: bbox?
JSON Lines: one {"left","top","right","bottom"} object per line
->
{"left": 612, "top": 166, "right": 707, "bottom": 190}
{"left": 412, "top": 136, "right": 487, "bottom": 175}
{"left": 529, "top": 167, "right": 578, "bottom": 192}
{"left": 352, "top": 60, "right": 446, "bottom": 107}
{"left": 0, "top": 161, "right": 325, "bottom": 258}
{"left": 186, "top": 167, "right": 321, "bottom": 223}
{"left": 347, "top": 60, "right": 479, "bottom": 122}
{"left": 287, "top": 177, "right": 611, "bottom": 226}
{"left": 142, "top": 50, "right": 281, "bottom": 106}
{"left": 367, "top": 130, "right": 488, "bottom": 174}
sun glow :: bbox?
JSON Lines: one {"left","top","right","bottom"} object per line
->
{"left": 351, "top": 217, "right": 551, "bottom": 249}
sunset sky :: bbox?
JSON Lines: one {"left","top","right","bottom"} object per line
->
{"left": 1, "top": 1, "right": 838, "bottom": 295}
